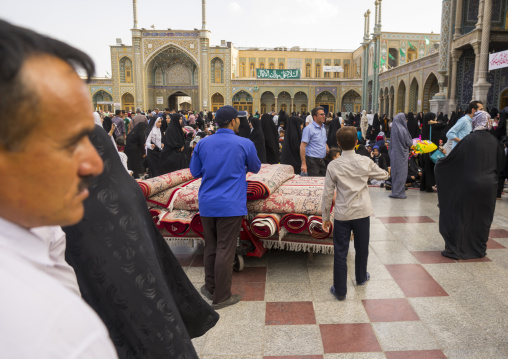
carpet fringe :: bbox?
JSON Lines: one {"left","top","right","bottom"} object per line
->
{"left": 261, "top": 239, "right": 334, "bottom": 254}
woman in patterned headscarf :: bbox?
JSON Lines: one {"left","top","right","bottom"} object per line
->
{"left": 435, "top": 110, "right": 505, "bottom": 259}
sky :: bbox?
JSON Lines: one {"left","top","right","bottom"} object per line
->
{"left": 1, "top": 0, "right": 442, "bottom": 77}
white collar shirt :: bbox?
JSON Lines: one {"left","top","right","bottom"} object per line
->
{"left": 0, "top": 217, "right": 118, "bottom": 359}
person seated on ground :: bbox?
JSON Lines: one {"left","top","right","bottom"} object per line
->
{"left": 375, "top": 132, "right": 386, "bottom": 148}
{"left": 379, "top": 144, "right": 391, "bottom": 169}
{"left": 407, "top": 150, "right": 422, "bottom": 187}
{"left": 355, "top": 144, "right": 371, "bottom": 158}
{"left": 356, "top": 127, "right": 365, "bottom": 145}
{"left": 371, "top": 146, "right": 388, "bottom": 171}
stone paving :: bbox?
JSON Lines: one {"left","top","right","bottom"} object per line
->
{"left": 171, "top": 187, "right": 508, "bottom": 359}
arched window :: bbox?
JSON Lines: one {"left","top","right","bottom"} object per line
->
{"left": 305, "top": 63, "right": 311, "bottom": 78}
{"left": 250, "top": 62, "right": 255, "bottom": 77}
{"left": 279, "top": 62, "right": 285, "bottom": 70}
{"left": 324, "top": 63, "right": 330, "bottom": 78}
{"left": 259, "top": 62, "right": 265, "bottom": 69}
{"left": 240, "top": 62, "right": 246, "bottom": 77}
{"left": 269, "top": 62, "right": 275, "bottom": 69}
{"left": 211, "top": 58, "right": 224, "bottom": 84}
{"left": 119, "top": 57, "right": 133, "bottom": 83}
{"left": 334, "top": 63, "right": 340, "bottom": 78}
{"left": 315, "top": 63, "right": 321, "bottom": 78}
{"left": 407, "top": 48, "right": 418, "bottom": 62}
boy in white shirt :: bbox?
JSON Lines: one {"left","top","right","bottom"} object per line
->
{"left": 322, "top": 127, "right": 389, "bottom": 300}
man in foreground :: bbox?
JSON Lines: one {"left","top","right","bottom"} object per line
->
{"left": 0, "top": 19, "right": 117, "bottom": 357}
{"left": 190, "top": 105, "right": 261, "bottom": 309}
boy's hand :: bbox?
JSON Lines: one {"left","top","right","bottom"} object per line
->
{"left": 322, "top": 221, "right": 332, "bottom": 233}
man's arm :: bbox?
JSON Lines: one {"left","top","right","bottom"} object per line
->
{"left": 321, "top": 167, "right": 335, "bottom": 232}
{"left": 246, "top": 142, "right": 262, "bottom": 174}
{"left": 189, "top": 144, "right": 203, "bottom": 178}
{"left": 368, "top": 158, "right": 390, "bottom": 180}
{"left": 300, "top": 142, "right": 307, "bottom": 173}
{"left": 446, "top": 119, "right": 464, "bottom": 143}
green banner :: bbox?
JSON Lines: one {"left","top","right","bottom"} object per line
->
{"left": 408, "top": 41, "right": 417, "bottom": 51}
{"left": 256, "top": 69, "right": 300, "bottom": 79}
{"left": 389, "top": 53, "right": 396, "bottom": 61}
{"left": 400, "top": 48, "right": 406, "bottom": 57}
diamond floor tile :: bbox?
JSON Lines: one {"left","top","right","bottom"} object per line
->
{"left": 362, "top": 298, "right": 419, "bottom": 322}
{"left": 266, "top": 302, "right": 316, "bottom": 325}
{"left": 320, "top": 323, "right": 382, "bottom": 353}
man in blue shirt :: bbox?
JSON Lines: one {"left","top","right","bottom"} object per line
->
{"left": 190, "top": 105, "right": 261, "bottom": 309}
{"left": 300, "top": 106, "right": 329, "bottom": 176}
{"left": 447, "top": 100, "right": 483, "bottom": 150}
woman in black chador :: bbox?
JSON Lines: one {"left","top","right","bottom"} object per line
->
{"left": 280, "top": 116, "right": 304, "bottom": 174}
{"left": 260, "top": 113, "right": 280, "bottom": 164}
{"left": 124, "top": 122, "right": 147, "bottom": 178}
{"left": 160, "top": 113, "right": 187, "bottom": 174}
{"left": 249, "top": 117, "right": 267, "bottom": 163}
{"left": 436, "top": 111, "right": 505, "bottom": 259}
{"left": 327, "top": 116, "right": 341, "bottom": 149}
{"left": 63, "top": 126, "right": 219, "bottom": 359}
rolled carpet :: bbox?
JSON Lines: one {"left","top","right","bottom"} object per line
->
{"left": 171, "top": 179, "right": 202, "bottom": 211}
{"left": 190, "top": 213, "right": 204, "bottom": 238}
{"left": 281, "top": 214, "right": 308, "bottom": 234}
{"left": 247, "top": 164, "right": 295, "bottom": 200}
{"left": 160, "top": 210, "right": 198, "bottom": 237}
{"left": 307, "top": 215, "right": 333, "bottom": 239}
{"left": 138, "top": 169, "right": 194, "bottom": 198}
{"left": 250, "top": 213, "right": 281, "bottom": 238}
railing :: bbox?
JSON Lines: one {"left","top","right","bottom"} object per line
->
{"left": 235, "top": 46, "right": 353, "bottom": 53}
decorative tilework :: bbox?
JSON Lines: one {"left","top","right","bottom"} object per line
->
{"left": 166, "top": 64, "right": 191, "bottom": 85}
{"left": 467, "top": 0, "right": 480, "bottom": 22}
{"left": 438, "top": 0, "right": 451, "bottom": 74}
{"left": 91, "top": 86, "right": 113, "bottom": 95}
{"left": 315, "top": 87, "right": 337, "bottom": 97}
{"left": 143, "top": 39, "right": 199, "bottom": 64}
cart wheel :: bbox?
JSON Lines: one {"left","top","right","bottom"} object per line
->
{"left": 233, "top": 254, "right": 244, "bottom": 272}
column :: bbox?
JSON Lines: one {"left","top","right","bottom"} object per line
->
{"left": 378, "top": 95, "right": 383, "bottom": 115}
{"left": 476, "top": 0, "right": 485, "bottom": 29}
{"left": 291, "top": 97, "right": 294, "bottom": 113}
{"left": 132, "top": 30, "right": 144, "bottom": 109}
{"left": 133, "top": 0, "right": 138, "bottom": 29}
{"left": 448, "top": 49, "right": 462, "bottom": 111}
{"left": 275, "top": 98, "right": 278, "bottom": 112}
{"left": 374, "top": 1, "right": 379, "bottom": 34}
{"left": 388, "top": 93, "right": 393, "bottom": 118}
{"left": 473, "top": 0, "right": 492, "bottom": 103}
{"left": 472, "top": 42, "right": 481, "bottom": 84}
{"left": 202, "top": 0, "right": 207, "bottom": 30}
{"left": 378, "top": 0, "right": 382, "bottom": 32}
{"left": 453, "top": 0, "right": 463, "bottom": 39}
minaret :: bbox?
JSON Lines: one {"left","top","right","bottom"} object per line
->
{"left": 374, "top": 1, "right": 379, "bottom": 33}
{"left": 363, "top": 10, "right": 371, "bottom": 43}
{"left": 133, "top": 0, "right": 138, "bottom": 29}
{"left": 377, "top": 0, "right": 382, "bottom": 33}
{"left": 202, "top": 0, "right": 206, "bottom": 30}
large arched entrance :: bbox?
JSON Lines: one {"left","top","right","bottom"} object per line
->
{"left": 501, "top": 88, "right": 508, "bottom": 109}
{"left": 316, "top": 91, "right": 336, "bottom": 114}
{"left": 168, "top": 91, "right": 192, "bottom": 111}
{"left": 409, "top": 78, "right": 419, "bottom": 113}
{"left": 341, "top": 90, "right": 362, "bottom": 113}
{"left": 233, "top": 91, "right": 253, "bottom": 113}
{"left": 211, "top": 93, "right": 224, "bottom": 112}
{"left": 260, "top": 91, "right": 275, "bottom": 113}
{"left": 92, "top": 90, "right": 113, "bottom": 112}
{"left": 294, "top": 91, "right": 308, "bottom": 115}
{"left": 277, "top": 91, "right": 291, "bottom": 113}
{"left": 146, "top": 46, "right": 198, "bottom": 110}
{"left": 122, "top": 93, "right": 135, "bottom": 112}
{"left": 423, "top": 73, "right": 439, "bottom": 113}
{"left": 397, "top": 81, "right": 406, "bottom": 113}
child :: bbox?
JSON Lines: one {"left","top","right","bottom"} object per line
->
{"left": 322, "top": 127, "right": 389, "bottom": 301}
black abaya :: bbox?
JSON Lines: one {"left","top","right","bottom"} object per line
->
{"left": 161, "top": 114, "right": 187, "bottom": 174}
{"left": 238, "top": 116, "right": 251, "bottom": 138}
{"left": 407, "top": 112, "right": 419, "bottom": 139}
{"left": 435, "top": 130, "right": 505, "bottom": 259}
{"left": 63, "top": 126, "right": 219, "bottom": 359}
{"left": 280, "top": 116, "right": 303, "bottom": 174}
{"left": 249, "top": 117, "right": 267, "bottom": 163}
{"left": 327, "top": 118, "right": 341, "bottom": 148}
{"left": 124, "top": 122, "right": 147, "bottom": 178}
{"left": 261, "top": 114, "right": 280, "bottom": 164}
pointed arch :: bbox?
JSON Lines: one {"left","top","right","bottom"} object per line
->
{"left": 119, "top": 56, "right": 133, "bottom": 83}
{"left": 409, "top": 77, "right": 419, "bottom": 113}
{"left": 397, "top": 80, "right": 406, "bottom": 113}
{"left": 423, "top": 72, "right": 439, "bottom": 113}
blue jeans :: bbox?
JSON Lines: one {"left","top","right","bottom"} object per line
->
{"left": 333, "top": 217, "right": 370, "bottom": 296}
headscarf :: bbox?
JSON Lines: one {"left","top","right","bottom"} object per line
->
{"left": 163, "top": 113, "right": 185, "bottom": 150}
{"left": 472, "top": 111, "right": 492, "bottom": 132}
{"left": 260, "top": 113, "right": 280, "bottom": 164}
{"left": 391, "top": 113, "right": 413, "bottom": 145}
{"left": 280, "top": 116, "right": 303, "bottom": 174}
{"left": 93, "top": 112, "right": 102, "bottom": 126}
{"left": 326, "top": 116, "right": 341, "bottom": 148}
{"left": 249, "top": 117, "right": 267, "bottom": 163}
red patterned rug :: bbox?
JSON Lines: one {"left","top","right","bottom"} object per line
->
{"left": 250, "top": 213, "right": 281, "bottom": 238}
{"left": 247, "top": 164, "right": 295, "bottom": 200}
{"left": 138, "top": 169, "right": 193, "bottom": 198}
{"left": 307, "top": 215, "right": 333, "bottom": 239}
{"left": 281, "top": 213, "right": 309, "bottom": 233}
{"left": 160, "top": 210, "right": 198, "bottom": 237}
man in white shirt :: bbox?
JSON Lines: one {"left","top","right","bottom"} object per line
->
{"left": 0, "top": 20, "right": 117, "bottom": 358}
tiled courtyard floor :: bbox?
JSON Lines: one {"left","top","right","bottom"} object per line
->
{"left": 171, "top": 188, "right": 508, "bottom": 359}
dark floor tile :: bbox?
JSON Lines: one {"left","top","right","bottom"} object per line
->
{"left": 459, "top": 257, "right": 492, "bottom": 262}
{"left": 487, "top": 238, "right": 506, "bottom": 249}
{"left": 362, "top": 298, "right": 419, "bottom": 322}
{"left": 489, "top": 229, "right": 508, "bottom": 238}
{"left": 376, "top": 217, "right": 407, "bottom": 224}
{"left": 232, "top": 266, "right": 267, "bottom": 283}
{"left": 404, "top": 216, "right": 435, "bottom": 223}
{"left": 232, "top": 282, "right": 265, "bottom": 301}
{"left": 385, "top": 350, "right": 447, "bottom": 359}
{"left": 320, "top": 323, "right": 382, "bottom": 353}
{"left": 386, "top": 264, "right": 448, "bottom": 297}
{"left": 411, "top": 251, "right": 457, "bottom": 264}
{"left": 265, "top": 301, "right": 316, "bottom": 325}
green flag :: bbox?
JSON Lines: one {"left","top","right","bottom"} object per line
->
{"left": 374, "top": 62, "right": 378, "bottom": 69}
{"left": 408, "top": 41, "right": 417, "bottom": 51}
{"left": 425, "top": 37, "right": 430, "bottom": 45}
{"left": 380, "top": 57, "right": 386, "bottom": 66}
{"left": 389, "top": 53, "right": 396, "bottom": 61}
{"left": 400, "top": 48, "right": 406, "bottom": 57}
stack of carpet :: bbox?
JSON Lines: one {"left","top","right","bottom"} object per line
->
{"left": 138, "top": 164, "right": 333, "bottom": 254}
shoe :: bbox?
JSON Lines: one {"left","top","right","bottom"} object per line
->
{"left": 212, "top": 294, "right": 242, "bottom": 310}
{"left": 389, "top": 195, "right": 407, "bottom": 199}
{"left": 330, "top": 285, "right": 346, "bottom": 301}
{"left": 357, "top": 272, "right": 370, "bottom": 285}
{"left": 200, "top": 285, "right": 213, "bottom": 301}
{"left": 441, "top": 249, "right": 459, "bottom": 260}
{"left": 380, "top": 183, "right": 385, "bottom": 188}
